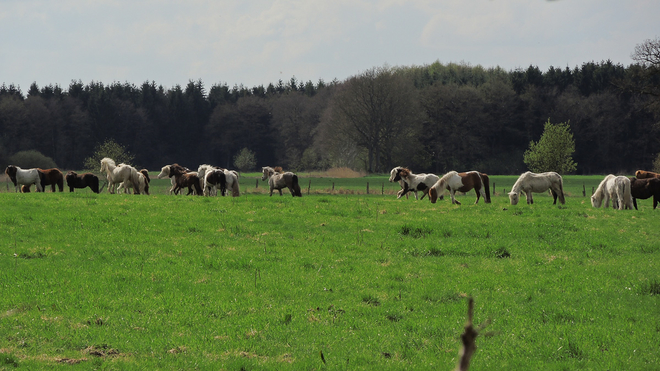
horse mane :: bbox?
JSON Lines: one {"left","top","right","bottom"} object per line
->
{"left": 274, "top": 166, "right": 283, "bottom": 173}
{"left": 101, "top": 157, "right": 116, "bottom": 167}
{"left": 399, "top": 168, "right": 411, "bottom": 177}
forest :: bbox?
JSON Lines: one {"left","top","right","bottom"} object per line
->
{"left": 1, "top": 47, "right": 659, "bottom": 175}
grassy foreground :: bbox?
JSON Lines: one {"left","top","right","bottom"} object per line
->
{"left": 0, "top": 177, "right": 658, "bottom": 370}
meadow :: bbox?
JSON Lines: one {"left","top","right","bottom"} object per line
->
{"left": 0, "top": 174, "right": 658, "bottom": 370}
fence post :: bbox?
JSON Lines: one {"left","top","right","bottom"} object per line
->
{"left": 255, "top": 179, "right": 259, "bottom": 189}
{"left": 582, "top": 184, "right": 585, "bottom": 197}
{"left": 366, "top": 182, "right": 370, "bottom": 194}
{"left": 382, "top": 182, "right": 384, "bottom": 195}
{"left": 493, "top": 183, "right": 495, "bottom": 196}
{"left": 308, "top": 179, "right": 311, "bottom": 195}
{"left": 332, "top": 182, "right": 335, "bottom": 192}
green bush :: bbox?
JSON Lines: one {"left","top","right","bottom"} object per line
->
{"left": 7, "top": 150, "right": 58, "bottom": 169}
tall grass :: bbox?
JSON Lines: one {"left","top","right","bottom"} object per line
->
{"left": 0, "top": 181, "right": 658, "bottom": 369}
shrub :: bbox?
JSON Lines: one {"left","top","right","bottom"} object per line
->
{"left": 8, "top": 150, "right": 58, "bottom": 169}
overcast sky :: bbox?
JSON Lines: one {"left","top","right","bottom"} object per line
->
{"left": 1, "top": 0, "right": 658, "bottom": 92}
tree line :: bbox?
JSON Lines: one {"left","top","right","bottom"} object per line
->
{"left": 1, "top": 44, "right": 659, "bottom": 175}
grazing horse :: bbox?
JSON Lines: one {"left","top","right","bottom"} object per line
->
{"left": 389, "top": 166, "right": 418, "bottom": 200}
{"left": 118, "top": 168, "right": 150, "bottom": 195}
{"left": 629, "top": 177, "right": 660, "bottom": 210}
{"left": 635, "top": 170, "right": 660, "bottom": 179}
{"left": 100, "top": 158, "right": 141, "bottom": 194}
{"left": 65, "top": 171, "right": 100, "bottom": 193}
{"left": 508, "top": 171, "right": 565, "bottom": 205}
{"left": 392, "top": 167, "right": 439, "bottom": 200}
{"left": 203, "top": 169, "right": 227, "bottom": 196}
{"left": 591, "top": 174, "right": 633, "bottom": 210}
{"left": 168, "top": 164, "right": 202, "bottom": 195}
{"left": 5, "top": 165, "right": 43, "bottom": 192}
{"left": 38, "top": 168, "right": 64, "bottom": 192}
{"left": 262, "top": 166, "right": 302, "bottom": 197}
{"left": 428, "top": 171, "right": 491, "bottom": 205}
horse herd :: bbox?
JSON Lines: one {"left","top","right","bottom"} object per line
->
{"left": 2, "top": 159, "right": 300, "bottom": 198}
{"left": 388, "top": 167, "right": 660, "bottom": 210}
{"left": 5, "top": 161, "right": 660, "bottom": 209}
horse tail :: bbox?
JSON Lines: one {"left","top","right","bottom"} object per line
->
{"left": 193, "top": 175, "right": 204, "bottom": 196}
{"left": 91, "top": 175, "right": 100, "bottom": 194}
{"left": 558, "top": 174, "right": 565, "bottom": 204}
{"left": 292, "top": 174, "right": 302, "bottom": 197}
{"left": 131, "top": 168, "right": 141, "bottom": 194}
{"left": 231, "top": 175, "right": 240, "bottom": 197}
{"left": 623, "top": 177, "right": 633, "bottom": 209}
{"left": 481, "top": 173, "right": 491, "bottom": 203}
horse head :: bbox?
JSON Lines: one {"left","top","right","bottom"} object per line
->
{"left": 5, "top": 165, "right": 17, "bottom": 185}
{"left": 157, "top": 165, "right": 171, "bottom": 179}
{"left": 508, "top": 191, "right": 520, "bottom": 205}
{"left": 262, "top": 167, "right": 274, "bottom": 181}
{"left": 100, "top": 158, "right": 115, "bottom": 173}
{"left": 389, "top": 167, "right": 403, "bottom": 182}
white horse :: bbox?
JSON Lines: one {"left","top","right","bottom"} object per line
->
{"left": 117, "top": 168, "right": 150, "bottom": 195}
{"left": 509, "top": 171, "right": 565, "bottom": 205}
{"left": 391, "top": 167, "right": 439, "bottom": 200}
{"left": 389, "top": 166, "right": 418, "bottom": 200}
{"left": 262, "top": 166, "right": 302, "bottom": 196}
{"left": 591, "top": 174, "right": 633, "bottom": 210}
{"left": 100, "top": 158, "right": 141, "bottom": 194}
{"left": 5, "top": 165, "right": 43, "bottom": 192}
{"left": 157, "top": 165, "right": 178, "bottom": 194}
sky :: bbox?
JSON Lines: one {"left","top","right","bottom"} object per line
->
{"left": 1, "top": 0, "right": 659, "bottom": 92}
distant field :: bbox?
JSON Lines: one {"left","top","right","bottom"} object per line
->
{"left": 0, "top": 175, "right": 658, "bottom": 369}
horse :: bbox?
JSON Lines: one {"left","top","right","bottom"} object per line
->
{"left": 391, "top": 167, "right": 439, "bottom": 200}
{"left": 157, "top": 164, "right": 194, "bottom": 195}
{"left": 262, "top": 166, "right": 302, "bottom": 197}
{"left": 100, "top": 158, "right": 141, "bottom": 194}
{"left": 508, "top": 171, "right": 565, "bottom": 205}
{"left": 168, "top": 164, "right": 202, "bottom": 195}
{"left": 203, "top": 169, "right": 227, "bottom": 196}
{"left": 38, "top": 168, "right": 64, "bottom": 192}
{"left": 635, "top": 170, "right": 660, "bottom": 179}
{"left": 629, "top": 176, "right": 660, "bottom": 210}
{"left": 5, "top": 165, "right": 43, "bottom": 192}
{"left": 117, "top": 168, "right": 150, "bottom": 195}
{"left": 65, "top": 171, "right": 100, "bottom": 193}
{"left": 591, "top": 174, "right": 633, "bottom": 210}
{"left": 388, "top": 166, "right": 418, "bottom": 200}
{"left": 428, "top": 171, "right": 491, "bottom": 205}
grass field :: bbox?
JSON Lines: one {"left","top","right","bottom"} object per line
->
{"left": 1, "top": 174, "right": 658, "bottom": 370}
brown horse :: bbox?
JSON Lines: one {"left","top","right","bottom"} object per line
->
{"left": 65, "top": 171, "right": 100, "bottom": 193}
{"left": 38, "top": 168, "right": 64, "bottom": 192}
{"left": 635, "top": 170, "right": 660, "bottom": 179}
{"left": 629, "top": 176, "right": 660, "bottom": 210}
{"left": 169, "top": 164, "right": 202, "bottom": 195}
{"left": 428, "top": 171, "right": 491, "bottom": 204}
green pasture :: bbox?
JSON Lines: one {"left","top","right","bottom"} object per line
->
{"left": 0, "top": 175, "right": 658, "bottom": 370}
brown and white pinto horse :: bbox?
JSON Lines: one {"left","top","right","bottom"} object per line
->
{"left": 428, "top": 171, "right": 491, "bottom": 205}
{"left": 262, "top": 166, "right": 302, "bottom": 197}
{"left": 38, "top": 168, "right": 64, "bottom": 192}
{"left": 389, "top": 166, "right": 418, "bottom": 199}
{"left": 65, "top": 171, "right": 100, "bottom": 193}
{"left": 629, "top": 176, "right": 660, "bottom": 210}
{"left": 391, "top": 167, "right": 439, "bottom": 200}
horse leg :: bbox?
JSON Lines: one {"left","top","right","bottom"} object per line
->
{"left": 633, "top": 197, "right": 638, "bottom": 210}
{"left": 450, "top": 190, "right": 461, "bottom": 205}
{"left": 654, "top": 195, "right": 658, "bottom": 209}
{"left": 525, "top": 191, "right": 533, "bottom": 204}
